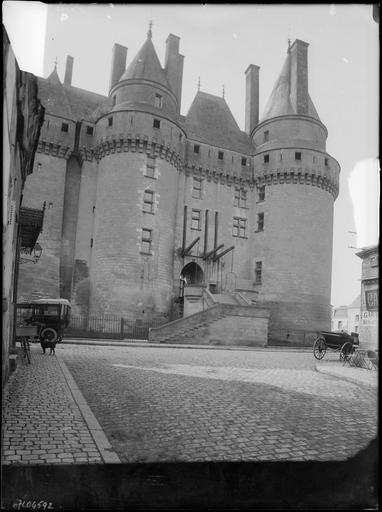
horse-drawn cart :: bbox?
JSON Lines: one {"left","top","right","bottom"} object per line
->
{"left": 313, "top": 331, "right": 359, "bottom": 361}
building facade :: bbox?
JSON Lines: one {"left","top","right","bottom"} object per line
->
{"left": 17, "top": 29, "right": 340, "bottom": 338}
{"left": 356, "top": 246, "right": 378, "bottom": 349}
{"left": 331, "top": 295, "right": 361, "bottom": 334}
{"left": 3, "top": 26, "right": 45, "bottom": 385}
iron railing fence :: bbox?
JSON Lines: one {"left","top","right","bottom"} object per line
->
{"left": 66, "top": 315, "right": 165, "bottom": 340}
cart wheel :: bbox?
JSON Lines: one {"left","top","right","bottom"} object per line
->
{"left": 41, "top": 327, "right": 58, "bottom": 343}
{"left": 313, "top": 336, "right": 327, "bottom": 360}
{"left": 340, "top": 341, "right": 353, "bottom": 362}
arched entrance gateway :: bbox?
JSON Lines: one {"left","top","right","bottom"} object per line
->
{"left": 181, "top": 262, "right": 204, "bottom": 286}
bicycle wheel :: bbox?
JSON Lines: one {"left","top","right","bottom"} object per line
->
{"left": 340, "top": 341, "right": 353, "bottom": 362}
{"left": 313, "top": 336, "right": 326, "bottom": 360}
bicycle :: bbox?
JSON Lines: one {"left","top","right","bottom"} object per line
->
{"left": 19, "top": 336, "right": 31, "bottom": 364}
{"left": 15, "top": 325, "right": 38, "bottom": 365}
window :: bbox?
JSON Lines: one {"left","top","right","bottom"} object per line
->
{"left": 145, "top": 155, "right": 156, "bottom": 178}
{"left": 264, "top": 130, "right": 269, "bottom": 142}
{"left": 191, "top": 209, "right": 201, "bottom": 230}
{"left": 337, "top": 321, "right": 343, "bottom": 330}
{"left": 218, "top": 151, "right": 224, "bottom": 160}
{"left": 141, "top": 229, "right": 152, "bottom": 253}
{"left": 355, "top": 314, "right": 360, "bottom": 322}
{"left": 192, "top": 176, "right": 202, "bottom": 199}
{"left": 108, "top": 117, "right": 113, "bottom": 127}
{"left": 324, "top": 158, "right": 329, "bottom": 166}
{"left": 92, "top": 206, "right": 96, "bottom": 213}
{"left": 313, "top": 156, "right": 316, "bottom": 163}
{"left": 264, "top": 154, "right": 269, "bottom": 163}
{"left": 112, "top": 95, "right": 116, "bottom": 107}
{"left": 279, "top": 153, "right": 283, "bottom": 161}
{"left": 241, "top": 157, "right": 247, "bottom": 166}
{"left": 354, "top": 326, "right": 358, "bottom": 333}
{"left": 90, "top": 238, "right": 93, "bottom": 248}
{"left": 86, "top": 126, "right": 94, "bottom": 135}
{"left": 61, "top": 123, "right": 69, "bottom": 132}
{"left": 155, "top": 94, "right": 163, "bottom": 108}
{"left": 257, "top": 185, "right": 265, "bottom": 202}
{"left": 153, "top": 118, "right": 160, "bottom": 129}
{"left": 232, "top": 217, "right": 247, "bottom": 238}
{"left": 143, "top": 190, "right": 154, "bottom": 213}
{"left": 295, "top": 152, "right": 301, "bottom": 161}
{"left": 194, "top": 144, "right": 200, "bottom": 154}
{"left": 234, "top": 187, "right": 247, "bottom": 208}
{"left": 257, "top": 212, "right": 264, "bottom": 231}
{"left": 255, "top": 261, "right": 262, "bottom": 284}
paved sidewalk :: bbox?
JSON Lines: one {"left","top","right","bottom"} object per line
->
{"left": 316, "top": 361, "right": 378, "bottom": 389}
{"left": 2, "top": 344, "right": 120, "bottom": 465}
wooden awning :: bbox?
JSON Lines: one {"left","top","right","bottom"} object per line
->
{"left": 19, "top": 204, "right": 45, "bottom": 249}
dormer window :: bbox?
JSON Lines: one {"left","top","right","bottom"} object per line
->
{"left": 61, "top": 122, "right": 69, "bottom": 132}
{"left": 153, "top": 118, "right": 161, "bottom": 129}
{"left": 155, "top": 94, "right": 163, "bottom": 108}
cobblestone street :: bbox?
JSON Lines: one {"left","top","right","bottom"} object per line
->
{"left": 58, "top": 344, "right": 377, "bottom": 463}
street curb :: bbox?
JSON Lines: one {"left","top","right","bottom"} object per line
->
{"left": 62, "top": 339, "right": 312, "bottom": 353}
{"left": 56, "top": 356, "right": 121, "bottom": 464}
{"left": 315, "top": 364, "right": 378, "bottom": 389}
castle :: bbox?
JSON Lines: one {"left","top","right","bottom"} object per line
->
{"left": 18, "top": 27, "right": 340, "bottom": 339}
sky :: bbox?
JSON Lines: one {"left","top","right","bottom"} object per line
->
{"left": 3, "top": 2, "right": 379, "bottom": 308}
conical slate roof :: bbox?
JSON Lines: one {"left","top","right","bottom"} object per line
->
{"left": 260, "top": 51, "right": 320, "bottom": 123}
{"left": 37, "top": 65, "right": 109, "bottom": 122}
{"left": 185, "top": 91, "right": 252, "bottom": 153}
{"left": 119, "top": 35, "right": 170, "bottom": 89}
{"left": 37, "top": 65, "right": 73, "bottom": 119}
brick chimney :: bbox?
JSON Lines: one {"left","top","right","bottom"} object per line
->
{"left": 109, "top": 43, "right": 127, "bottom": 92}
{"left": 245, "top": 64, "right": 260, "bottom": 135}
{"left": 64, "top": 56, "right": 74, "bottom": 86}
{"left": 289, "top": 39, "right": 309, "bottom": 115}
{"left": 165, "top": 34, "right": 184, "bottom": 113}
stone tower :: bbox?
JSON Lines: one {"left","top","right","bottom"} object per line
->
{"left": 250, "top": 40, "right": 340, "bottom": 334}
{"left": 89, "top": 27, "right": 185, "bottom": 318}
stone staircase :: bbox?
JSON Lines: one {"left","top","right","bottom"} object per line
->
{"left": 149, "top": 289, "right": 270, "bottom": 347}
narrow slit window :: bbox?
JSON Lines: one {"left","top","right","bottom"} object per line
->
{"left": 108, "top": 117, "right": 113, "bottom": 127}
{"left": 257, "top": 212, "right": 264, "bottom": 231}
{"left": 153, "top": 118, "right": 161, "bottom": 129}
{"left": 264, "top": 130, "right": 269, "bottom": 142}
{"left": 255, "top": 261, "right": 262, "bottom": 284}
{"left": 264, "top": 154, "right": 269, "bottom": 163}
{"left": 194, "top": 144, "right": 200, "bottom": 154}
